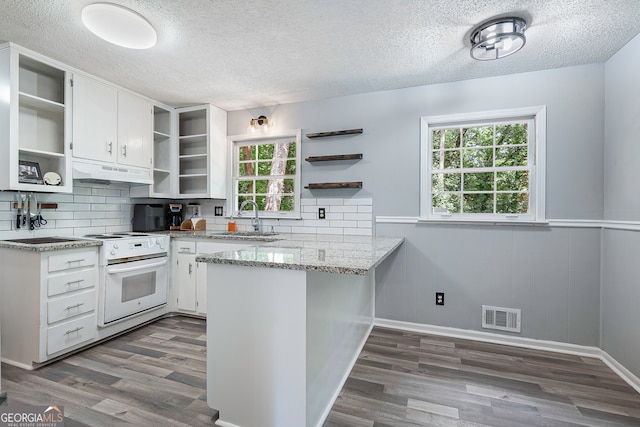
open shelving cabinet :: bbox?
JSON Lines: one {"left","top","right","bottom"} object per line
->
{"left": 0, "top": 44, "right": 72, "bottom": 192}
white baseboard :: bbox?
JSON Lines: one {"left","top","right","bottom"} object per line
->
{"left": 374, "top": 318, "right": 640, "bottom": 394}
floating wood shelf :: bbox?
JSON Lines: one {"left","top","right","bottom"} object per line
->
{"left": 304, "top": 182, "right": 363, "bottom": 190}
{"left": 305, "top": 153, "right": 363, "bottom": 162}
{"left": 12, "top": 202, "right": 58, "bottom": 209}
{"left": 306, "top": 128, "right": 363, "bottom": 139}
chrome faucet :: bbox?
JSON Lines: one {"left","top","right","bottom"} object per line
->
{"left": 238, "top": 200, "right": 261, "bottom": 232}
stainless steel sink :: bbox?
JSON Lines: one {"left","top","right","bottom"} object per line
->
{"left": 4, "top": 237, "right": 82, "bottom": 245}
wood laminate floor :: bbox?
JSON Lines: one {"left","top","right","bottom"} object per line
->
{"left": 1, "top": 317, "right": 639, "bottom": 426}
{"left": 325, "top": 327, "right": 640, "bottom": 427}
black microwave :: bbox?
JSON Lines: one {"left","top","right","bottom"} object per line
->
{"left": 132, "top": 204, "right": 166, "bottom": 232}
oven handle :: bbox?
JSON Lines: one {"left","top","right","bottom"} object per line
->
{"left": 106, "top": 259, "right": 168, "bottom": 274}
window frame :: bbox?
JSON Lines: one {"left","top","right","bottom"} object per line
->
{"left": 420, "top": 106, "right": 546, "bottom": 222}
{"left": 227, "top": 129, "right": 302, "bottom": 219}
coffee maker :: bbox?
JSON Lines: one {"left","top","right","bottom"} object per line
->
{"left": 168, "top": 204, "right": 183, "bottom": 230}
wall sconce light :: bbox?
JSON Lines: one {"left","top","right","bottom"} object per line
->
{"left": 470, "top": 17, "right": 526, "bottom": 61}
{"left": 248, "top": 115, "right": 271, "bottom": 133}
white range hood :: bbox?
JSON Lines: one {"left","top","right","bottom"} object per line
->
{"left": 72, "top": 160, "right": 153, "bottom": 185}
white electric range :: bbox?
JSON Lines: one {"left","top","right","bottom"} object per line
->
{"left": 83, "top": 232, "right": 170, "bottom": 326}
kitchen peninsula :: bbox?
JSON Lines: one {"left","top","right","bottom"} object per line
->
{"left": 196, "top": 234, "right": 403, "bottom": 427}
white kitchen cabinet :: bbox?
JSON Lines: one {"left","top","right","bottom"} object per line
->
{"left": 177, "top": 104, "right": 227, "bottom": 198}
{"left": 0, "top": 246, "right": 99, "bottom": 369}
{"left": 130, "top": 103, "right": 176, "bottom": 198}
{"left": 72, "top": 73, "right": 153, "bottom": 170}
{"left": 0, "top": 43, "right": 72, "bottom": 193}
{"left": 175, "top": 241, "right": 198, "bottom": 312}
{"left": 172, "top": 239, "right": 250, "bottom": 316}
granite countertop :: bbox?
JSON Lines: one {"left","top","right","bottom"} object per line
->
{"left": 195, "top": 233, "right": 404, "bottom": 275}
{"left": 0, "top": 237, "right": 102, "bottom": 252}
{"left": 166, "top": 230, "right": 281, "bottom": 242}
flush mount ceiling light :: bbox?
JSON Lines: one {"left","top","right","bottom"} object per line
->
{"left": 470, "top": 17, "right": 526, "bottom": 60}
{"left": 248, "top": 115, "right": 271, "bottom": 133}
{"left": 81, "top": 3, "right": 157, "bottom": 49}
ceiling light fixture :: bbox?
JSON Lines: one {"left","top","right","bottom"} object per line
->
{"left": 470, "top": 17, "right": 526, "bottom": 61}
{"left": 81, "top": 3, "right": 157, "bottom": 49}
{"left": 248, "top": 115, "right": 271, "bottom": 134}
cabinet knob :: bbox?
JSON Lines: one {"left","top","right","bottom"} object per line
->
{"left": 107, "top": 141, "right": 113, "bottom": 154}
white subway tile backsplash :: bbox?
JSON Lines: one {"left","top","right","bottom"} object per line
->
{"left": 321, "top": 198, "right": 344, "bottom": 206}
{"left": 0, "top": 183, "right": 132, "bottom": 237}
{"left": 58, "top": 203, "right": 90, "bottom": 211}
{"left": 331, "top": 206, "right": 358, "bottom": 213}
{"left": 292, "top": 226, "right": 316, "bottom": 234}
{"left": 344, "top": 227, "right": 372, "bottom": 236}
{"left": 301, "top": 198, "right": 317, "bottom": 206}
{"left": 319, "top": 227, "right": 344, "bottom": 235}
{"left": 325, "top": 212, "right": 343, "bottom": 221}
{"left": 329, "top": 220, "right": 358, "bottom": 228}
{"left": 344, "top": 198, "right": 373, "bottom": 206}
{"left": 74, "top": 195, "right": 106, "bottom": 204}
{"left": 357, "top": 205, "right": 373, "bottom": 213}
{"left": 344, "top": 213, "right": 373, "bottom": 221}
{"left": 357, "top": 220, "right": 373, "bottom": 229}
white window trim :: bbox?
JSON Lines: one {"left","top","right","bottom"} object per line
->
{"left": 420, "top": 106, "right": 546, "bottom": 222}
{"left": 227, "top": 129, "right": 302, "bottom": 219}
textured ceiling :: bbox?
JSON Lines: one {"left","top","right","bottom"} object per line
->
{"left": 1, "top": 0, "right": 639, "bottom": 111}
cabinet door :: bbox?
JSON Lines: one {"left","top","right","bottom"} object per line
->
{"left": 176, "top": 253, "right": 197, "bottom": 312}
{"left": 72, "top": 74, "right": 117, "bottom": 163}
{"left": 118, "top": 91, "right": 152, "bottom": 168}
{"left": 196, "top": 261, "right": 207, "bottom": 315}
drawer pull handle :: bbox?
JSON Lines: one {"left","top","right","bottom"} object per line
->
{"left": 64, "top": 326, "right": 84, "bottom": 335}
{"left": 66, "top": 279, "right": 85, "bottom": 286}
{"left": 65, "top": 303, "right": 85, "bottom": 310}
{"left": 67, "top": 259, "right": 86, "bottom": 264}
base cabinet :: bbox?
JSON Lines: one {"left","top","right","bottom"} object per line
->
{"left": 0, "top": 246, "right": 99, "bottom": 369}
{"left": 172, "top": 239, "right": 252, "bottom": 316}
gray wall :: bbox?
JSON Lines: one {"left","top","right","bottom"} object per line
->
{"left": 228, "top": 63, "right": 606, "bottom": 347}
{"left": 602, "top": 33, "right": 640, "bottom": 376}
{"left": 229, "top": 64, "right": 605, "bottom": 220}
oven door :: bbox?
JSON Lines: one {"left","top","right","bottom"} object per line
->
{"left": 101, "top": 256, "right": 168, "bottom": 326}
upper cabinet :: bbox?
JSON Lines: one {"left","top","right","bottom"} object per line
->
{"left": 131, "top": 103, "right": 227, "bottom": 199}
{"left": 0, "top": 43, "right": 73, "bottom": 193}
{"left": 176, "top": 104, "right": 227, "bottom": 199}
{"left": 72, "top": 73, "right": 152, "bottom": 170}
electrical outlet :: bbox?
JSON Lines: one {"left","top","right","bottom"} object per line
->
{"left": 318, "top": 207, "right": 326, "bottom": 219}
{"left": 214, "top": 206, "right": 223, "bottom": 216}
{"left": 436, "top": 292, "right": 444, "bottom": 306}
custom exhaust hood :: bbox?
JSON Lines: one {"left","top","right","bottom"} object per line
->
{"left": 72, "top": 160, "right": 153, "bottom": 185}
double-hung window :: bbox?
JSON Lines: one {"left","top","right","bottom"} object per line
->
{"left": 229, "top": 130, "right": 301, "bottom": 218}
{"left": 421, "top": 107, "right": 546, "bottom": 222}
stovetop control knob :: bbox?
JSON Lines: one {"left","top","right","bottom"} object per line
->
{"left": 110, "top": 249, "right": 116, "bottom": 256}
{"left": 113, "top": 244, "right": 119, "bottom": 250}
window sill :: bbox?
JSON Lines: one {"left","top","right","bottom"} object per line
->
{"left": 419, "top": 218, "right": 549, "bottom": 226}
{"left": 375, "top": 216, "right": 549, "bottom": 226}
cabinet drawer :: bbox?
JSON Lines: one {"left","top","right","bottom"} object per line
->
{"left": 47, "top": 314, "right": 96, "bottom": 355}
{"left": 48, "top": 289, "right": 96, "bottom": 324}
{"left": 48, "top": 269, "right": 95, "bottom": 297}
{"left": 48, "top": 250, "right": 96, "bottom": 273}
{"left": 175, "top": 241, "right": 196, "bottom": 254}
